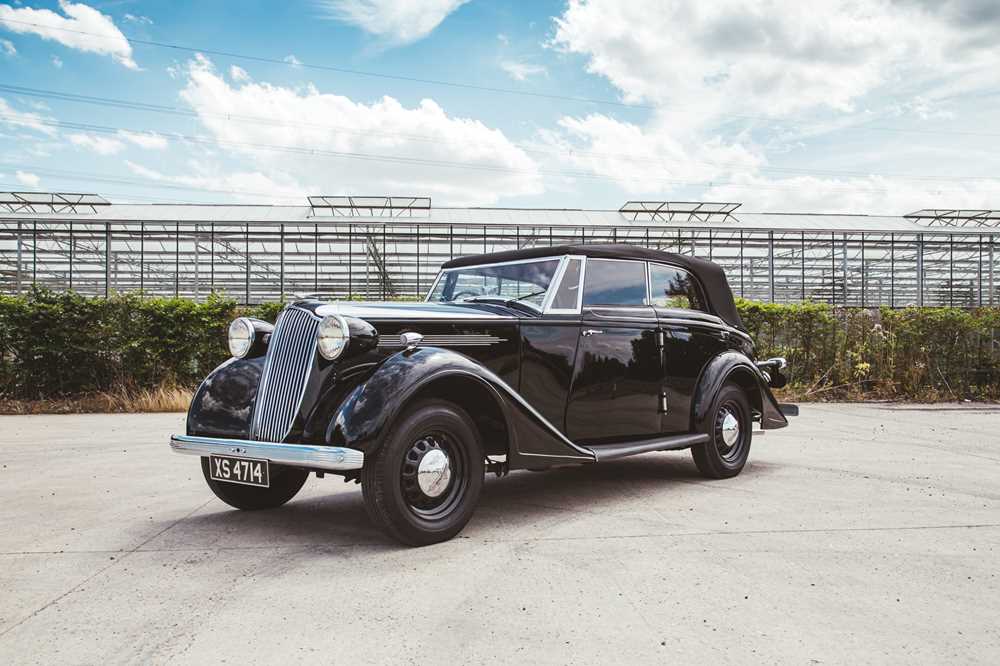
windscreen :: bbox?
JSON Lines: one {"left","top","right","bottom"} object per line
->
{"left": 427, "top": 259, "right": 561, "bottom": 309}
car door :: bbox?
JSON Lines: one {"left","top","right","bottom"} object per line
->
{"left": 565, "top": 258, "right": 662, "bottom": 442}
{"left": 648, "top": 261, "right": 731, "bottom": 433}
{"left": 518, "top": 257, "right": 585, "bottom": 434}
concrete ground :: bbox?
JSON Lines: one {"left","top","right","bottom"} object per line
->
{"left": 0, "top": 405, "right": 998, "bottom": 665}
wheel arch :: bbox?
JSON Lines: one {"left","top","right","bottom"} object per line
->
{"left": 724, "top": 365, "right": 764, "bottom": 419}
{"left": 400, "top": 374, "right": 510, "bottom": 457}
{"left": 691, "top": 351, "right": 788, "bottom": 433}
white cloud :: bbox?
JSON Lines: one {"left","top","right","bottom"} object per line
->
{"left": 177, "top": 56, "right": 542, "bottom": 205}
{"left": 551, "top": 0, "right": 1000, "bottom": 118}
{"left": 283, "top": 54, "right": 302, "bottom": 66}
{"left": 535, "top": 113, "right": 762, "bottom": 194}
{"left": 318, "top": 0, "right": 468, "bottom": 45}
{"left": 15, "top": 170, "right": 40, "bottom": 188}
{"left": 66, "top": 130, "right": 167, "bottom": 153}
{"left": 117, "top": 129, "right": 168, "bottom": 150}
{"left": 544, "top": 0, "right": 1000, "bottom": 213}
{"left": 122, "top": 13, "right": 152, "bottom": 26}
{"left": 229, "top": 65, "right": 250, "bottom": 82}
{"left": 125, "top": 160, "right": 307, "bottom": 204}
{"left": 496, "top": 33, "right": 509, "bottom": 46}
{"left": 0, "top": 97, "right": 57, "bottom": 135}
{"left": 50, "top": 54, "right": 62, "bottom": 68}
{"left": 1, "top": 38, "right": 15, "bottom": 56}
{"left": 0, "top": 1, "right": 138, "bottom": 69}
{"left": 500, "top": 60, "right": 546, "bottom": 81}
{"left": 702, "top": 173, "right": 1000, "bottom": 216}
{"left": 68, "top": 132, "right": 124, "bottom": 155}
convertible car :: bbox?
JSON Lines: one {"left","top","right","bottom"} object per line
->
{"left": 170, "top": 244, "right": 794, "bottom": 545}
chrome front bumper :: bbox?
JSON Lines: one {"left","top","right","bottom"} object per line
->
{"left": 169, "top": 434, "right": 364, "bottom": 471}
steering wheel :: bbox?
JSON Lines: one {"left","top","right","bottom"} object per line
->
{"left": 452, "top": 290, "right": 481, "bottom": 300}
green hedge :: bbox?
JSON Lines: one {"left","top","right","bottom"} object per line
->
{"left": 1, "top": 290, "right": 998, "bottom": 401}
{"left": 738, "top": 299, "right": 1000, "bottom": 400}
{"left": 0, "top": 290, "right": 282, "bottom": 400}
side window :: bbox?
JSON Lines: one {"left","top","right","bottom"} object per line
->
{"left": 649, "top": 263, "right": 706, "bottom": 311}
{"left": 582, "top": 259, "right": 647, "bottom": 306}
{"left": 550, "top": 258, "right": 582, "bottom": 310}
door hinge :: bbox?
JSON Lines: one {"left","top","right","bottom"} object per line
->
{"left": 655, "top": 329, "right": 667, "bottom": 349}
{"left": 659, "top": 392, "right": 669, "bottom": 413}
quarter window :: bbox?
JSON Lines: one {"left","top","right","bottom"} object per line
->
{"left": 582, "top": 259, "right": 647, "bottom": 306}
{"left": 550, "top": 258, "right": 582, "bottom": 310}
{"left": 648, "top": 263, "right": 706, "bottom": 311}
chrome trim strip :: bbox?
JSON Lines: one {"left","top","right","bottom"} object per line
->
{"left": 377, "top": 334, "right": 508, "bottom": 348}
{"left": 170, "top": 435, "right": 364, "bottom": 471}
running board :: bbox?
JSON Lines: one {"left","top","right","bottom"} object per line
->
{"left": 586, "top": 433, "right": 710, "bottom": 462}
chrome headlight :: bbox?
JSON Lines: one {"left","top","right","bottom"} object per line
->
{"left": 227, "top": 317, "right": 254, "bottom": 358}
{"left": 317, "top": 315, "right": 349, "bottom": 360}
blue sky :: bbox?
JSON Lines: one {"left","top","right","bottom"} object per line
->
{"left": 1, "top": 0, "right": 999, "bottom": 213}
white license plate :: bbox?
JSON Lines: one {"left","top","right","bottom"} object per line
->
{"left": 209, "top": 455, "right": 270, "bottom": 487}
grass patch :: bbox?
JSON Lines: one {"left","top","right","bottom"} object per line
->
{"left": 0, "top": 383, "right": 193, "bottom": 415}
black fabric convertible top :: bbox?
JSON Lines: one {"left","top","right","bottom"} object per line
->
{"left": 441, "top": 243, "right": 744, "bottom": 329}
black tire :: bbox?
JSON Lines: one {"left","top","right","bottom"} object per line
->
{"left": 362, "top": 399, "right": 484, "bottom": 546}
{"left": 200, "top": 457, "right": 309, "bottom": 510}
{"left": 691, "top": 382, "right": 753, "bottom": 479}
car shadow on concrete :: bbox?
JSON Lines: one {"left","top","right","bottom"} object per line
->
{"left": 161, "top": 452, "right": 757, "bottom": 549}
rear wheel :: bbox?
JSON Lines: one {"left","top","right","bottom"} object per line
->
{"left": 200, "top": 458, "right": 309, "bottom": 510}
{"left": 691, "top": 382, "right": 753, "bottom": 479}
{"left": 362, "top": 399, "right": 484, "bottom": 546}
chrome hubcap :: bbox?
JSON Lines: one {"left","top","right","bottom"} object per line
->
{"left": 416, "top": 448, "right": 452, "bottom": 498}
{"left": 721, "top": 410, "right": 740, "bottom": 447}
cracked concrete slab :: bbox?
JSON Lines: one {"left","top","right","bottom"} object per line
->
{"left": 0, "top": 405, "right": 998, "bottom": 664}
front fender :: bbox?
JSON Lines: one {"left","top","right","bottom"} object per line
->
{"left": 324, "top": 346, "right": 594, "bottom": 468}
{"left": 186, "top": 356, "right": 265, "bottom": 438}
{"left": 692, "top": 351, "right": 788, "bottom": 432}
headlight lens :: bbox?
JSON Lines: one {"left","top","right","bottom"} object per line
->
{"left": 227, "top": 317, "right": 254, "bottom": 358}
{"left": 317, "top": 315, "right": 349, "bottom": 360}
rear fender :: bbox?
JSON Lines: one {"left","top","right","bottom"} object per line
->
{"left": 692, "top": 351, "right": 789, "bottom": 432}
{"left": 324, "top": 346, "right": 594, "bottom": 468}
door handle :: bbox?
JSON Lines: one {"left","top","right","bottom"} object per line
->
{"left": 581, "top": 329, "right": 604, "bottom": 337}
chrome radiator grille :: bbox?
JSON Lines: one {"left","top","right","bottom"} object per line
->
{"left": 250, "top": 307, "right": 319, "bottom": 442}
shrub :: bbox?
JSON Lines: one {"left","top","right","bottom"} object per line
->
{"left": 0, "top": 289, "right": 284, "bottom": 400}
{"left": 739, "top": 298, "right": 1000, "bottom": 400}
{"left": 0, "top": 290, "right": 997, "bottom": 403}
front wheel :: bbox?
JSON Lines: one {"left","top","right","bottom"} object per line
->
{"left": 362, "top": 400, "right": 484, "bottom": 546}
{"left": 200, "top": 458, "right": 309, "bottom": 510}
{"left": 691, "top": 382, "right": 753, "bottom": 479}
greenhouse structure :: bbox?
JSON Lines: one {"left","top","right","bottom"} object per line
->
{"left": 1, "top": 193, "right": 998, "bottom": 307}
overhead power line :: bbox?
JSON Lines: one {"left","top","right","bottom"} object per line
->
{"left": 1, "top": 85, "right": 998, "bottom": 185}
{"left": 4, "top": 152, "right": 997, "bottom": 205}
{"left": 0, "top": 16, "right": 652, "bottom": 111}
{"left": 3, "top": 110, "right": 999, "bottom": 199}
{"left": 0, "top": 16, "right": 996, "bottom": 140}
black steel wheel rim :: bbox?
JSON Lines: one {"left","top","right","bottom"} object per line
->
{"left": 714, "top": 399, "right": 747, "bottom": 463}
{"left": 400, "top": 431, "right": 468, "bottom": 521}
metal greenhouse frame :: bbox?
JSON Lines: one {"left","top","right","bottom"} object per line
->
{"left": 1, "top": 194, "right": 997, "bottom": 307}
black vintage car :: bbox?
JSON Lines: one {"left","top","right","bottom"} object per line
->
{"left": 170, "top": 244, "right": 793, "bottom": 545}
